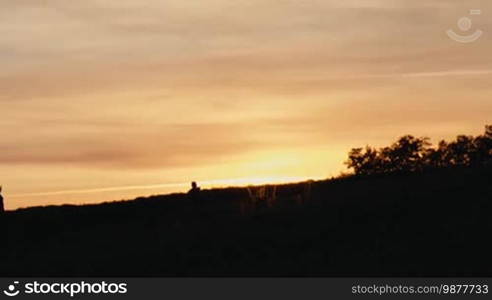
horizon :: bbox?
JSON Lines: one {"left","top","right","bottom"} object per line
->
{"left": 7, "top": 175, "right": 316, "bottom": 210}
{"left": 2, "top": 0, "right": 492, "bottom": 210}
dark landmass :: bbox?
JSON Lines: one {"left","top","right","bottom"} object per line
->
{"left": 1, "top": 166, "right": 491, "bottom": 277}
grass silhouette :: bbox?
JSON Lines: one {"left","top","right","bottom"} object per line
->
{"left": 1, "top": 166, "right": 491, "bottom": 276}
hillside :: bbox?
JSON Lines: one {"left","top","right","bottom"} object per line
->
{"left": 1, "top": 166, "right": 492, "bottom": 277}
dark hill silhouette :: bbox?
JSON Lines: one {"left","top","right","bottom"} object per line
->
{"left": 0, "top": 126, "right": 491, "bottom": 277}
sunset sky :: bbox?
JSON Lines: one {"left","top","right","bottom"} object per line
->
{"left": 1, "top": 0, "right": 491, "bottom": 210}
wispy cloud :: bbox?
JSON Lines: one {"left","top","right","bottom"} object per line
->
{"left": 336, "top": 69, "right": 492, "bottom": 79}
{"left": 1, "top": 0, "right": 491, "bottom": 209}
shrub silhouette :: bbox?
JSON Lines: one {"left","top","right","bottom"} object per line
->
{"left": 0, "top": 185, "right": 4, "bottom": 214}
{"left": 346, "top": 125, "right": 492, "bottom": 175}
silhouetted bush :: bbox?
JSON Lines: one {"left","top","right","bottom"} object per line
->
{"left": 346, "top": 125, "right": 492, "bottom": 175}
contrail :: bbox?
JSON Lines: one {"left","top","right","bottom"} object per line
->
{"left": 8, "top": 176, "right": 314, "bottom": 198}
{"left": 398, "top": 69, "right": 492, "bottom": 78}
{"left": 340, "top": 69, "right": 492, "bottom": 80}
{"left": 9, "top": 182, "right": 189, "bottom": 198}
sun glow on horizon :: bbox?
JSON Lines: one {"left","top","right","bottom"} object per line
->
{"left": 5, "top": 175, "right": 323, "bottom": 211}
{"left": 10, "top": 175, "right": 318, "bottom": 199}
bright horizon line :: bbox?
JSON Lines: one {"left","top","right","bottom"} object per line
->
{"left": 8, "top": 175, "right": 321, "bottom": 199}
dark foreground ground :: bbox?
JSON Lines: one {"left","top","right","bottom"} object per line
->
{"left": 1, "top": 167, "right": 491, "bottom": 277}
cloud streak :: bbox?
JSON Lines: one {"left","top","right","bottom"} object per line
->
{"left": 1, "top": 0, "right": 491, "bottom": 209}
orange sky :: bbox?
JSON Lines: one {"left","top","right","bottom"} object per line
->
{"left": 1, "top": 0, "right": 491, "bottom": 210}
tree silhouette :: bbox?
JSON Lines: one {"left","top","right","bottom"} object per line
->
{"left": 346, "top": 125, "right": 492, "bottom": 175}
{"left": 346, "top": 146, "right": 381, "bottom": 176}
{"left": 383, "top": 135, "right": 430, "bottom": 173}
{"left": 473, "top": 126, "right": 492, "bottom": 166}
{"left": 446, "top": 135, "right": 475, "bottom": 166}
{"left": 486, "top": 125, "right": 492, "bottom": 138}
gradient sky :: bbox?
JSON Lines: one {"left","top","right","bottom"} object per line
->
{"left": 1, "top": 0, "right": 491, "bottom": 210}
